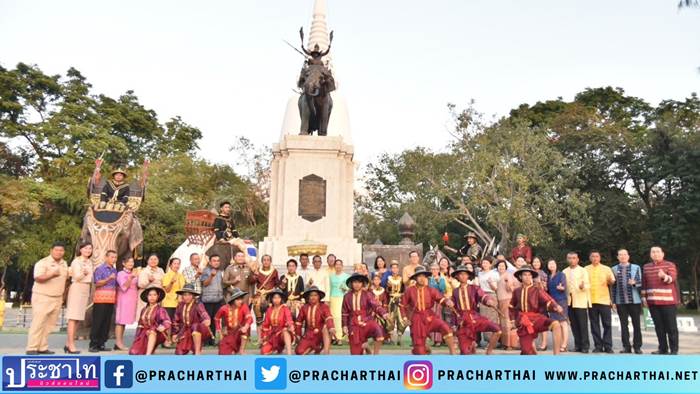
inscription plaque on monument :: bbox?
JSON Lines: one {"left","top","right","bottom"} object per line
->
{"left": 298, "top": 174, "right": 326, "bottom": 222}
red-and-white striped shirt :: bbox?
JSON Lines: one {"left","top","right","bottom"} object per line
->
{"left": 641, "top": 260, "right": 679, "bottom": 306}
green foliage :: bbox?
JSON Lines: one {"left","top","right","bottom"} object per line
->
{"left": 359, "top": 87, "right": 700, "bottom": 286}
{"left": 0, "top": 63, "right": 266, "bottom": 273}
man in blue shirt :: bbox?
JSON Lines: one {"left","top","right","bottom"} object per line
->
{"left": 611, "top": 249, "right": 643, "bottom": 354}
{"left": 200, "top": 255, "right": 224, "bottom": 346}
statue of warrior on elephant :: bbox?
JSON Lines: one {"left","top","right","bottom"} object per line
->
{"left": 297, "top": 27, "right": 336, "bottom": 136}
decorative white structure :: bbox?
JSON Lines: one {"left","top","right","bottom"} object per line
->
{"left": 259, "top": 0, "right": 361, "bottom": 267}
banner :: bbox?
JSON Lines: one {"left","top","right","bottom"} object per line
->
{"left": 3, "top": 355, "right": 698, "bottom": 393}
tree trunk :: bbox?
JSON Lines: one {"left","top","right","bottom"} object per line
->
{"left": 22, "top": 270, "right": 31, "bottom": 304}
{"left": 693, "top": 256, "right": 699, "bottom": 310}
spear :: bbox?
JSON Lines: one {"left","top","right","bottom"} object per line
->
{"left": 283, "top": 39, "right": 308, "bottom": 58}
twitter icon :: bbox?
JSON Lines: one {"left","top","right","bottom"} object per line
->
{"left": 255, "top": 358, "right": 287, "bottom": 390}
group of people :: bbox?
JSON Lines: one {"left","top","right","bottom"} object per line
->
{"left": 24, "top": 230, "right": 682, "bottom": 356}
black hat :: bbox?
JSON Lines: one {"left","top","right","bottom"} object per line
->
{"left": 514, "top": 267, "right": 539, "bottom": 282}
{"left": 409, "top": 265, "right": 431, "bottom": 281}
{"left": 345, "top": 272, "right": 369, "bottom": 288}
{"left": 266, "top": 287, "right": 287, "bottom": 303}
{"left": 176, "top": 283, "right": 201, "bottom": 297}
{"left": 140, "top": 285, "right": 165, "bottom": 303}
{"left": 302, "top": 285, "right": 326, "bottom": 301}
{"left": 451, "top": 266, "right": 476, "bottom": 280}
{"left": 225, "top": 288, "right": 248, "bottom": 304}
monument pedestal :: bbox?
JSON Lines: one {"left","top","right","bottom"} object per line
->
{"left": 259, "top": 134, "right": 362, "bottom": 267}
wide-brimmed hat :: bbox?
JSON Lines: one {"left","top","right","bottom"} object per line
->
{"left": 225, "top": 288, "right": 248, "bottom": 304}
{"left": 302, "top": 285, "right": 326, "bottom": 301}
{"left": 345, "top": 272, "right": 369, "bottom": 287}
{"left": 265, "top": 287, "right": 287, "bottom": 302}
{"left": 111, "top": 168, "right": 128, "bottom": 178}
{"left": 176, "top": 283, "right": 200, "bottom": 297}
{"left": 464, "top": 232, "right": 478, "bottom": 240}
{"left": 451, "top": 266, "right": 476, "bottom": 280}
{"left": 409, "top": 265, "right": 431, "bottom": 281}
{"left": 140, "top": 285, "right": 165, "bottom": 303}
{"left": 514, "top": 267, "right": 539, "bottom": 282}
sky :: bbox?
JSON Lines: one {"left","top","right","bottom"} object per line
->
{"left": 1, "top": 0, "right": 699, "bottom": 175}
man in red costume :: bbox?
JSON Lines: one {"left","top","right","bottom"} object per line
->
{"left": 400, "top": 266, "right": 456, "bottom": 355}
{"left": 214, "top": 288, "right": 253, "bottom": 355}
{"left": 342, "top": 273, "right": 389, "bottom": 355}
{"left": 450, "top": 266, "right": 501, "bottom": 354}
{"left": 294, "top": 286, "right": 335, "bottom": 355}
{"left": 259, "top": 288, "right": 294, "bottom": 355}
{"left": 510, "top": 267, "right": 563, "bottom": 355}
{"left": 172, "top": 283, "right": 211, "bottom": 355}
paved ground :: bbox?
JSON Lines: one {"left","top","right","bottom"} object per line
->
{"left": 2, "top": 322, "right": 698, "bottom": 355}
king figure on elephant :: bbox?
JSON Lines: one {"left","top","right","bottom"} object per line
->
{"left": 297, "top": 27, "right": 336, "bottom": 136}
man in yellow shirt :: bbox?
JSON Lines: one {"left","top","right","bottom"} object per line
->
{"left": 585, "top": 251, "right": 615, "bottom": 353}
{"left": 562, "top": 251, "right": 591, "bottom": 353}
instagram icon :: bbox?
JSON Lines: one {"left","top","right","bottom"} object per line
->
{"left": 403, "top": 361, "right": 433, "bottom": 390}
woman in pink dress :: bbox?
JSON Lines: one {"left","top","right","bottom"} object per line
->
{"left": 115, "top": 257, "right": 138, "bottom": 351}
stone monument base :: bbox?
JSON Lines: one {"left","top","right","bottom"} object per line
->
{"left": 258, "top": 134, "right": 362, "bottom": 268}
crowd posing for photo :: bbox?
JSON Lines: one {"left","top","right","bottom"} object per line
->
{"left": 24, "top": 235, "right": 681, "bottom": 356}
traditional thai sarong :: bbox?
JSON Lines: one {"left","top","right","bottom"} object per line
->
{"left": 129, "top": 304, "right": 171, "bottom": 355}
{"left": 260, "top": 304, "right": 294, "bottom": 355}
{"left": 215, "top": 303, "right": 253, "bottom": 355}
{"left": 371, "top": 287, "right": 390, "bottom": 338}
{"left": 400, "top": 286, "right": 453, "bottom": 355}
{"left": 385, "top": 275, "right": 407, "bottom": 341}
{"left": 281, "top": 273, "right": 304, "bottom": 319}
{"left": 249, "top": 268, "right": 279, "bottom": 325}
{"left": 341, "top": 290, "right": 386, "bottom": 355}
{"left": 172, "top": 300, "right": 211, "bottom": 355}
{"left": 451, "top": 284, "right": 500, "bottom": 354}
{"left": 294, "top": 302, "right": 334, "bottom": 355}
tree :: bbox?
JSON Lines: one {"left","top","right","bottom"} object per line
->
{"left": 0, "top": 63, "right": 265, "bottom": 297}
{"left": 358, "top": 105, "right": 593, "bottom": 258}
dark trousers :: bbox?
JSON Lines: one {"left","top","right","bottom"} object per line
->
{"left": 649, "top": 305, "right": 679, "bottom": 353}
{"left": 616, "top": 303, "right": 642, "bottom": 350}
{"left": 165, "top": 307, "right": 176, "bottom": 321}
{"left": 569, "top": 307, "right": 590, "bottom": 351}
{"left": 588, "top": 303, "right": 613, "bottom": 351}
{"left": 89, "top": 303, "right": 115, "bottom": 349}
{"left": 204, "top": 301, "right": 223, "bottom": 341}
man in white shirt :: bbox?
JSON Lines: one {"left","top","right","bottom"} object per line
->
{"left": 307, "top": 255, "right": 330, "bottom": 295}
{"left": 562, "top": 251, "right": 591, "bottom": 353}
{"left": 298, "top": 253, "right": 311, "bottom": 285}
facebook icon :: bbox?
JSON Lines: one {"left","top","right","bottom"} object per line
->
{"left": 105, "top": 360, "right": 133, "bottom": 388}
